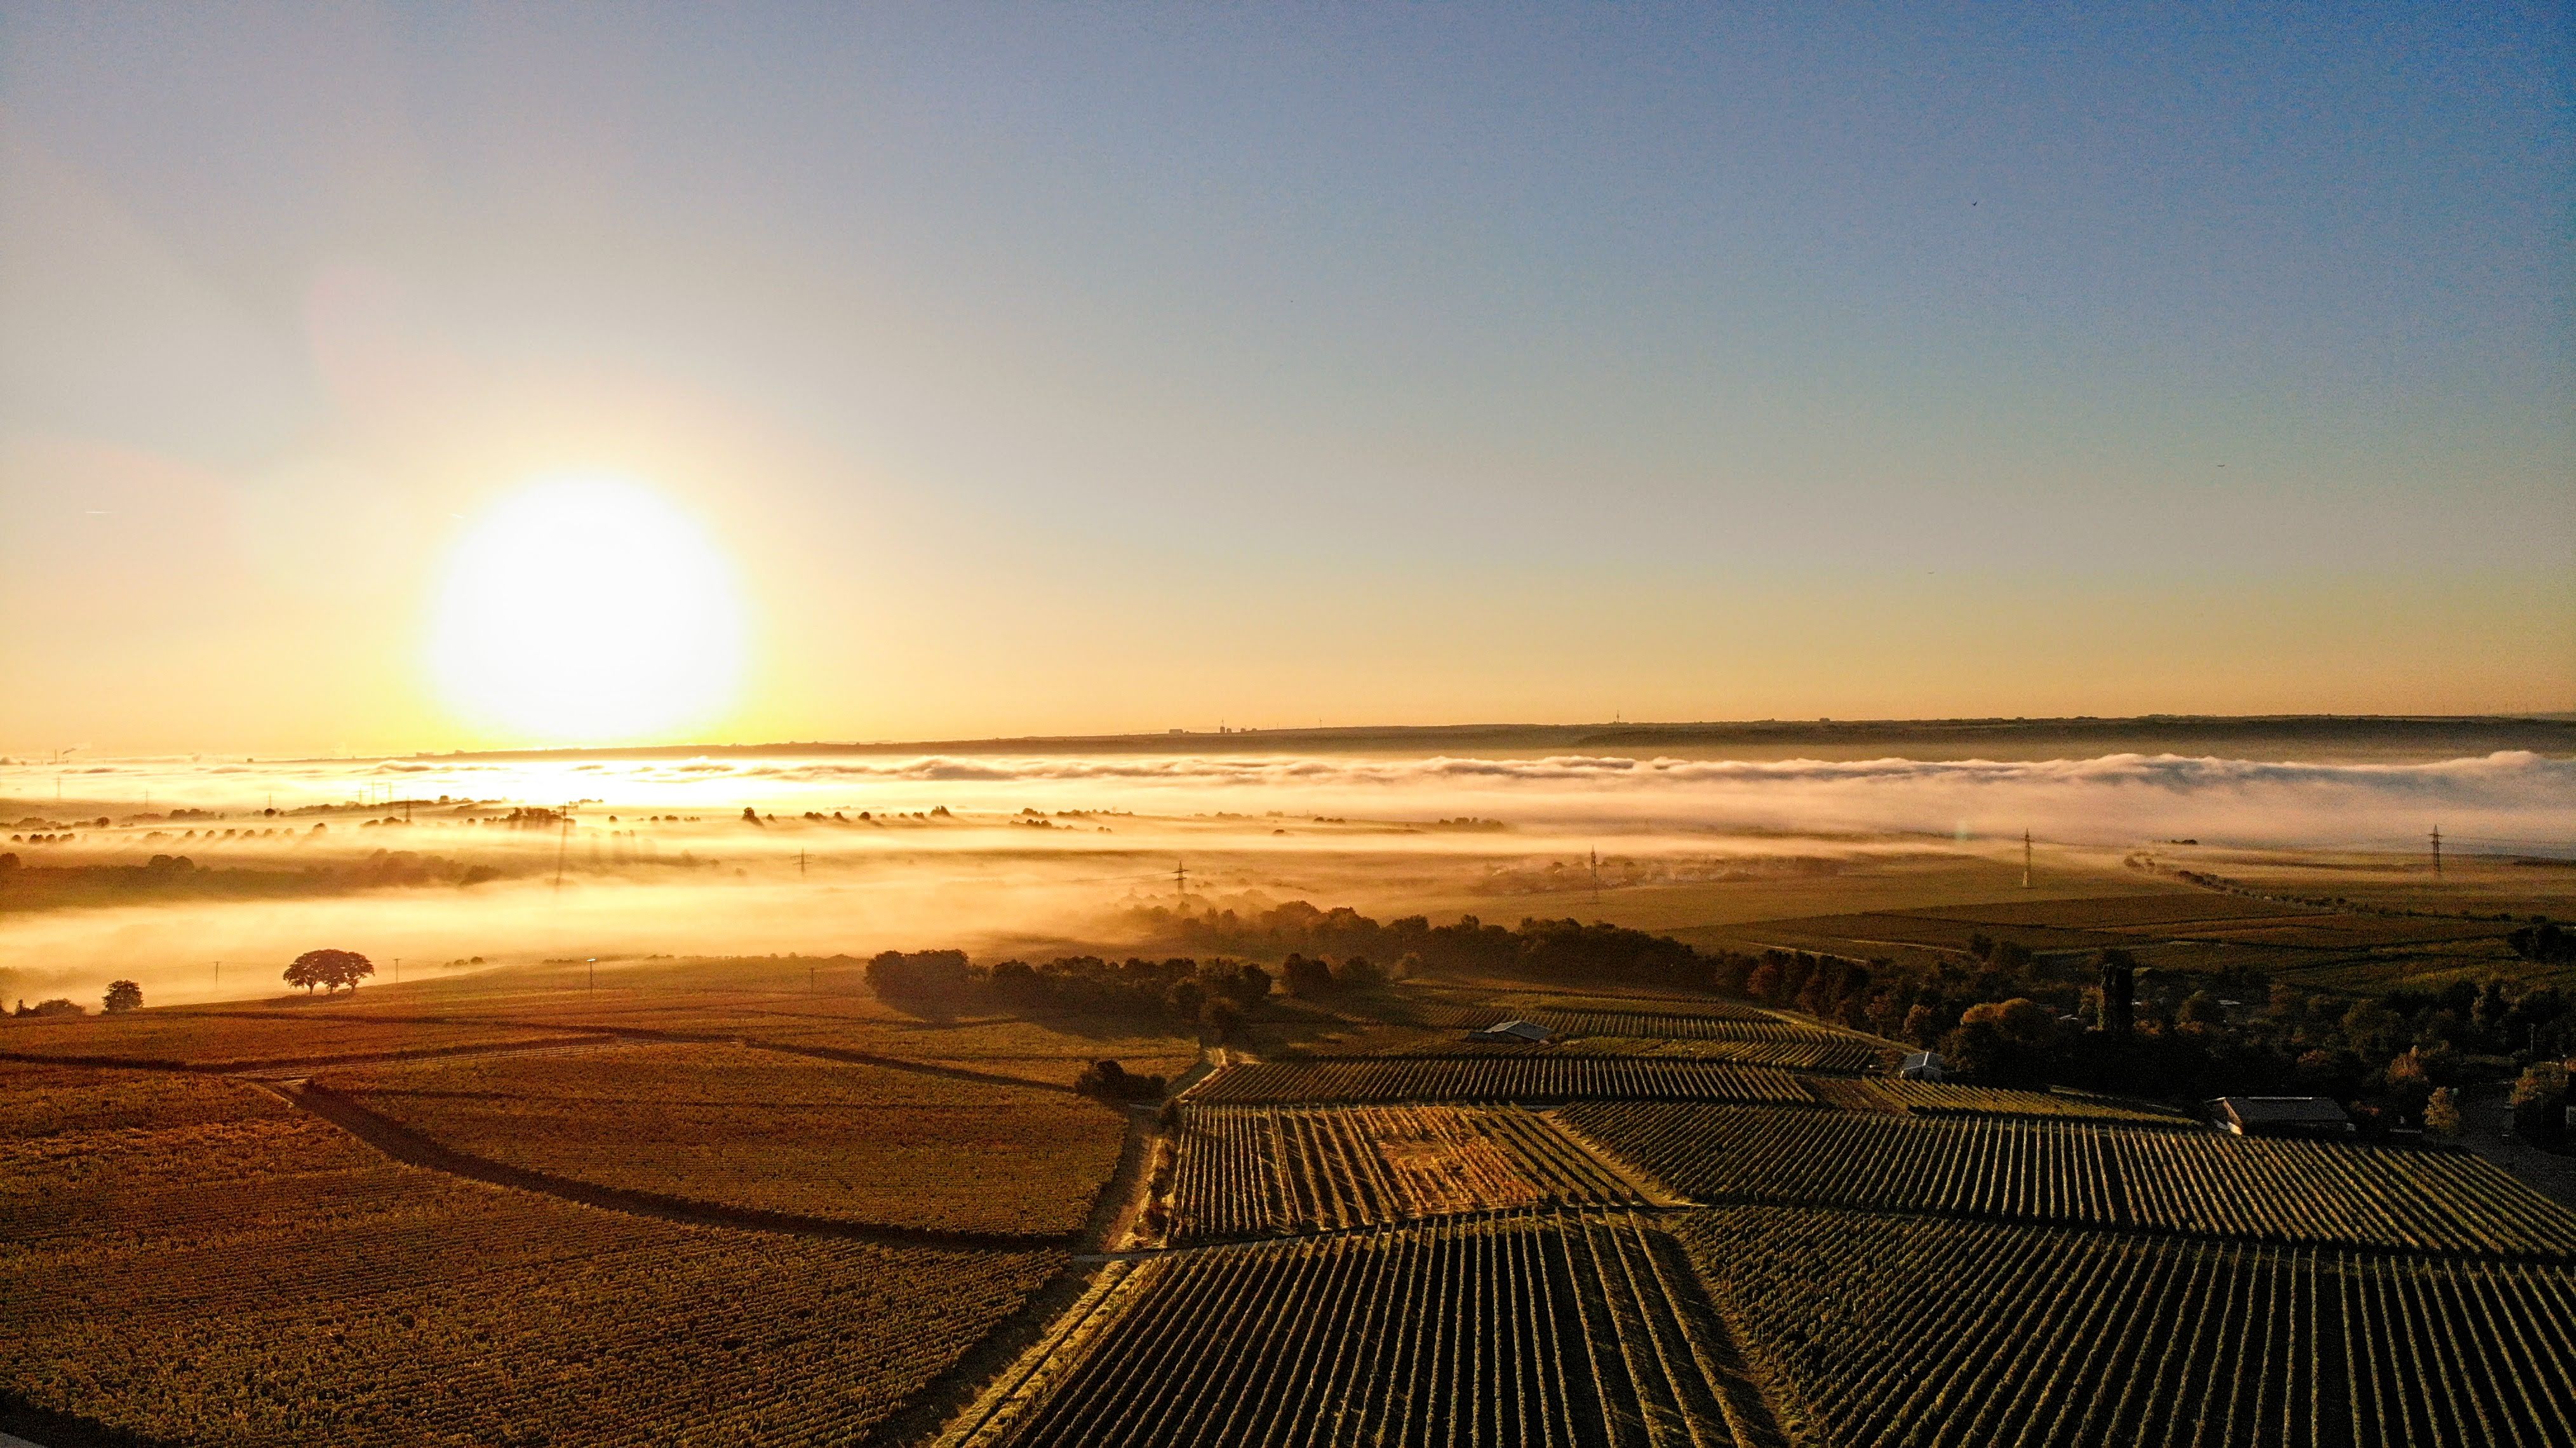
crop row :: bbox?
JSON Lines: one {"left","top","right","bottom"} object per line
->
{"left": 1411, "top": 1001, "right": 1795, "bottom": 1036}
{"left": 1169, "top": 1106, "right": 1647, "bottom": 1242}
{"left": 1001, "top": 1211, "right": 1753, "bottom": 1447}
{"left": 1801, "top": 1076, "right": 2194, "bottom": 1125}
{"left": 1557, "top": 1103, "right": 2576, "bottom": 1257}
{"left": 1675, "top": 1205, "right": 2576, "bottom": 1448}
{"left": 1193, "top": 1057, "right": 1811, "bottom": 1106}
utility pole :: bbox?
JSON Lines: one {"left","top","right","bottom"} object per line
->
{"left": 587, "top": 957, "right": 596, "bottom": 993}
{"left": 555, "top": 815, "right": 570, "bottom": 893}
{"left": 212, "top": 960, "right": 220, "bottom": 992}
{"left": 394, "top": 957, "right": 401, "bottom": 986}
{"left": 2431, "top": 825, "right": 2443, "bottom": 878}
{"left": 1590, "top": 848, "right": 1602, "bottom": 905}
{"left": 1174, "top": 859, "right": 1188, "bottom": 904}
{"left": 798, "top": 848, "right": 807, "bottom": 878}
{"left": 2023, "top": 830, "right": 2033, "bottom": 889}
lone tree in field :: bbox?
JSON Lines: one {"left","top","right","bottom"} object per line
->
{"left": 285, "top": 949, "right": 375, "bottom": 995}
{"left": 102, "top": 980, "right": 142, "bottom": 1014}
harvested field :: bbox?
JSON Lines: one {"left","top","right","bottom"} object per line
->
{"left": 312, "top": 1042, "right": 1127, "bottom": 1237}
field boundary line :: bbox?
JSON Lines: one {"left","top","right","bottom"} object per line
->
{"left": 920, "top": 1260, "right": 1148, "bottom": 1448}
{"left": 0, "top": 1035, "right": 621, "bottom": 1075}
{"left": 265, "top": 1080, "right": 1080, "bottom": 1250}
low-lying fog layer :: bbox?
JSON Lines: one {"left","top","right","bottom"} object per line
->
{"left": 3, "top": 748, "right": 2567, "bottom": 1007}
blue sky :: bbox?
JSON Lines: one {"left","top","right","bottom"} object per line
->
{"left": 2, "top": 3, "right": 2569, "bottom": 750}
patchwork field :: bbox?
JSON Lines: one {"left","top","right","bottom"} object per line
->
{"left": 15, "top": 888, "right": 2576, "bottom": 1448}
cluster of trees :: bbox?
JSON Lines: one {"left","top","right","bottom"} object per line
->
{"left": 1141, "top": 901, "right": 1741, "bottom": 993}
{"left": 1729, "top": 935, "right": 2576, "bottom": 1140}
{"left": 916, "top": 897, "right": 2576, "bottom": 1133}
{"left": 285, "top": 948, "right": 374, "bottom": 994}
{"left": 1280, "top": 953, "right": 1387, "bottom": 998}
{"left": 2509, "top": 921, "right": 2575, "bottom": 963}
{"left": 10, "top": 998, "right": 84, "bottom": 1017}
{"left": 1072, "top": 1059, "right": 1168, "bottom": 1103}
{"left": 865, "top": 949, "right": 1273, "bottom": 1039}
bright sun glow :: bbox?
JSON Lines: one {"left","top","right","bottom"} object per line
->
{"left": 429, "top": 474, "right": 748, "bottom": 744}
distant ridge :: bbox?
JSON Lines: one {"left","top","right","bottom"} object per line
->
{"left": 423, "top": 714, "right": 2576, "bottom": 763}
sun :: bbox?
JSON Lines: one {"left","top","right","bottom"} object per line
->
{"left": 427, "top": 474, "right": 748, "bottom": 744}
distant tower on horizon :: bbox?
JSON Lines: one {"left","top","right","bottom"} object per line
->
{"left": 2023, "top": 829, "right": 2032, "bottom": 888}
{"left": 2432, "top": 825, "right": 2443, "bottom": 878}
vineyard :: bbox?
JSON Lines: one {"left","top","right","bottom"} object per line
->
{"left": 1344, "top": 1034, "right": 1883, "bottom": 1073}
{"left": 1, "top": 1059, "right": 1064, "bottom": 1447}
{"left": 1410, "top": 996, "right": 1780, "bottom": 1029}
{"left": 1192, "top": 1056, "right": 1812, "bottom": 1106}
{"left": 1799, "top": 1076, "right": 2196, "bottom": 1125}
{"left": 1674, "top": 1206, "right": 2576, "bottom": 1448}
{"left": 311, "top": 1042, "right": 1127, "bottom": 1237}
{"left": 24, "top": 967, "right": 2576, "bottom": 1448}
{"left": 991, "top": 1211, "right": 1776, "bottom": 1448}
{"left": 1168, "top": 1105, "right": 1652, "bottom": 1241}
{"left": 1556, "top": 1102, "right": 2576, "bottom": 1256}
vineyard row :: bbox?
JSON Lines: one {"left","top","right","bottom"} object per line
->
{"left": 1169, "top": 1105, "right": 1649, "bottom": 1242}
{"left": 1675, "top": 1205, "right": 2576, "bottom": 1448}
{"left": 1192, "top": 1057, "right": 1814, "bottom": 1106}
{"left": 996, "top": 1210, "right": 1765, "bottom": 1448}
{"left": 1558, "top": 1103, "right": 2576, "bottom": 1258}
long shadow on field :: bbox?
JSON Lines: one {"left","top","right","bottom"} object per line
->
{"left": 271, "top": 1080, "right": 1077, "bottom": 1252}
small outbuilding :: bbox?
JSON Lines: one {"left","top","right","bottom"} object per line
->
{"left": 1897, "top": 1050, "right": 1947, "bottom": 1081}
{"left": 1465, "top": 1019, "right": 1553, "bottom": 1045}
{"left": 2210, "top": 1096, "right": 2353, "bottom": 1139}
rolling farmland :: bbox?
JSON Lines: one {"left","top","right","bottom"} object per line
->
{"left": 1169, "top": 1104, "right": 1651, "bottom": 1241}
{"left": 17, "top": 965, "right": 2576, "bottom": 1448}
